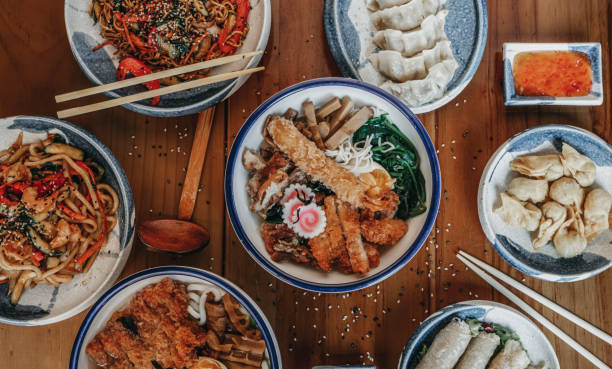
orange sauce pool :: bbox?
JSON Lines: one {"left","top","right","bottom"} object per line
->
{"left": 513, "top": 51, "right": 592, "bottom": 97}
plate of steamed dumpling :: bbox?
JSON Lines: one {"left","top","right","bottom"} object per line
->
{"left": 324, "top": 0, "right": 487, "bottom": 114}
{"left": 478, "top": 124, "right": 612, "bottom": 282}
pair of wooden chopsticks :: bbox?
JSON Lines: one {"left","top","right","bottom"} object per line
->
{"left": 55, "top": 50, "right": 264, "bottom": 119}
{"left": 457, "top": 250, "right": 611, "bottom": 369}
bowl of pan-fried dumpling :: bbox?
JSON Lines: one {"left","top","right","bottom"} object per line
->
{"left": 478, "top": 124, "right": 612, "bottom": 282}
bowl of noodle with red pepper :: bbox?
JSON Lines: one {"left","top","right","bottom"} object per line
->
{"left": 64, "top": 0, "right": 271, "bottom": 117}
{"left": 0, "top": 116, "right": 134, "bottom": 326}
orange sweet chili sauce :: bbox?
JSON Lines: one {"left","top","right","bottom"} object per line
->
{"left": 513, "top": 51, "right": 592, "bottom": 97}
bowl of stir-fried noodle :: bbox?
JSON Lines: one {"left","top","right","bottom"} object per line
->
{"left": 0, "top": 116, "right": 134, "bottom": 326}
{"left": 64, "top": 0, "right": 271, "bottom": 117}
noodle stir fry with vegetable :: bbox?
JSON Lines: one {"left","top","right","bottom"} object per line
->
{"left": 0, "top": 133, "right": 118, "bottom": 304}
{"left": 90, "top": 0, "right": 251, "bottom": 105}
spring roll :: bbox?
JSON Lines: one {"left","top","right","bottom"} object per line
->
{"left": 488, "top": 339, "right": 530, "bottom": 369}
{"left": 455, "top": 331, "right": 501, "bottom": 369}
{"left": 415, "top": 318, "right": 472, "bottom": 369}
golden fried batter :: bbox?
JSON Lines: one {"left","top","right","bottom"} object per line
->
{"left": 361, "top": 218, "right": 408, "bottom": 246}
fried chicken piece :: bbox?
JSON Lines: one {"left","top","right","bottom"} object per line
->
{"left": 336, "top": 201, "right": 369, "bottom": 274}
{"left": 364, "top": 242, "right": 380, "bottom": 268}
{"left": 360, "top": 218, "right": 408, "bottom": 246}
{"left": 361, "top": 190, "right": 400, "bottom": 219}
{"left": 85, "top": 336, "right": 114, "bottom": 367}
{"left": 251, "top": 152, "right": 291, "bottom": 213}
{"left": 309, "top": 196, "right": 351, "bottom": 272}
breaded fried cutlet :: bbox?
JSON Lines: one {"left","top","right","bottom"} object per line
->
{"left": 309, "top": 196, "right": 348, "bottom": 271}
{"left": 361, "top": 218, "right": 408, "bottom": 246}
{"left": 267, "top": 117, "right": 367, "bottom": 208}
{"left": 336, "top": 201, "right": 370, "bottom": 274}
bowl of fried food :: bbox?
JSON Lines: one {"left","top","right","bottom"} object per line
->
{"left": 225, "top": 77, "right": 441, "bottom": 292}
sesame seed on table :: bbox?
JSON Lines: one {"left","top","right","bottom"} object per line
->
{"left": 0, "top": 0, "right": 611, "bottom": 369}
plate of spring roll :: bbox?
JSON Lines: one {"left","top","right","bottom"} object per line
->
{"left": 398, "top": 300, "right": 559, "bottom": 369}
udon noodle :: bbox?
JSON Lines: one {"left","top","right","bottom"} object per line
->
{"left": 0, "top": 132, "right": 118, "bottom": 304}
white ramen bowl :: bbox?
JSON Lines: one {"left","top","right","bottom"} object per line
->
{"left": 225, "top": 77, "right": 441, "bottom": 293}
{"left": 70, "top": 266, "right": 282, "bottom": 369}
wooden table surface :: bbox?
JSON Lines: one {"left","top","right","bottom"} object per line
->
{"left": 0, "top": 0, "right": 611, "bottom": 368}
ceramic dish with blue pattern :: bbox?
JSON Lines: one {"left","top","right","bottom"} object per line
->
{"left": 398, "top": 300, "right": 559, "bottom": 369}
{"left": 225, "top": 77, "right": 440, "bottom": 293}
{"left": 478, "top": 124, "right": 612, "bottom": 282}
{"left": 70, "top": 266, "right": 282, "bottom": 369}
{"left": 324, "top": 0, "right": 487, "bottom": 114}
{"left": 64, "top": 0, "right": 271, "bottom": 117}
{"left": 503, "top": 43, "right": 603, "bottom": 106}
{"left": 0, "top": 116, "right": 134, "bottom": 326}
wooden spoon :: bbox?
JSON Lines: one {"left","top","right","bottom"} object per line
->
{"left": 137, "top": 107, "right": 215, "bottom": 254}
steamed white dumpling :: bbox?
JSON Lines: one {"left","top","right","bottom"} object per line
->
{"left": 508, "top": 177, "right": 548, "bottom": 203}
{"left": 583, "top": 188, "right": 612, "bottom": 242}
{"left": 533, "top": 201, "right": 567, "bottom": 249}
{"left": 369, "top": 41, "right": 454, "bottom": 82}
{"left": 367, "top": 0, "right": 412, "bottom": 11}
{"left": 380, "top": 58, "right": 458, "bottom": 106}
{"left": 510, "top": 154, "right": 564, "bottom": 181}
{"left": 560, "top": 143, "right": 596, "bottom": 187}
{"left": 494, "top": 192, "right": 542, "bottom": 231}
{"left": 553, "top": 207, "right": 587, "bottom": 258}
{"left": 549, "top": 177, "right": 584, "bottom": 210}
{"left": 373, "top": 11, "right": 448, "bottom": 57}
{"left": 370, "top": 0, "right": 447, "bottom": 31}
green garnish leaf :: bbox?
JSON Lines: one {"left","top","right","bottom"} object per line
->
{"left": 265, "top": 204, "right": 283, "bottom": 224}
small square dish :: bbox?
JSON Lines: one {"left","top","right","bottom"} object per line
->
{"left": 503, "top": 42, "right": 603, "bottom": 106}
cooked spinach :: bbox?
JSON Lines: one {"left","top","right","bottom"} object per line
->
{"left": 265, "top": 204, "right": 283, "bottom": 224}
{"left": 117, "top": 316, "right": 139, "bottom": 336}
{"left": 353, "top": 115, "right": 427, "bottom": 219}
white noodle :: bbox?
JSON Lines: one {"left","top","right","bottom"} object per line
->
{"left": 186, "top": 283, "right": 226, "bottom": 325}
{"left": 326, "top": 135, "right": 396, "bottom": 174}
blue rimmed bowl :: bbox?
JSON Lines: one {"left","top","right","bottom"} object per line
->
{"left": 69, "top": 266, "right": 282, "bottom": 369}
{"left": 225, "top": 77, "right": 441, "bottom": 293}
{"left": 0, "top": 116, "right": 135, "bottom": 326}
{"left": 64, "top": 0, "right": 271, "bottom": 117}
{"left": 503, "top": 43, "right": 603, "bottom": 106}
{"left": 398, "top": 300, "right": 559, "bottom": 369}
{"left": 324, "top": 0, "right": 488, "bottom": 114}
{"left": 478, "top": 124, "right": 612, "bottom": 282}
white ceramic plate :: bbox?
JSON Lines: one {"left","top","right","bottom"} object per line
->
{"left": 225, "top": 77, "right": 441, "bottom": 293}
{"left": 0, "top": 116, "right": 134, "bottom": 326}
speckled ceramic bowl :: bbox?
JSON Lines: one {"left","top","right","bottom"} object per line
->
{"left": 324, "top": 0, "right": 488, "bottom": 114}
{"left": 70, "top": 266, "right": 281, "bottom": 369}
{"left": 478, "top": 124, "right": 612, "bottom": 282}
{"left": 0, "top": 116, "right": 134, "bottom": 326}
{"left": 225, "top": 77, "right": 441, "bottom": 293}
{"left": 398, "top": 300, "right": 560, "bottom": 369}
{"left": 64, "top": 0, "right": 271, "bottom": 117}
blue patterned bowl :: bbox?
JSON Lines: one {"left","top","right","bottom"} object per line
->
{"left": 324, "top": 0, "right": 488, "bottom": 114}
{"left": 64, "top": 0, "right": 271, "bottom": 117}
{"left": 225, "top": 77, "right": 441, "bottom": 293}
{"left": 0, "top": 116, "right": 135, "bottom": 326}
{"left": 398, "top": 300, "right": 559, "bottom": 369}
{"left": 70, "top": 266, "right": 282, "bottom": 369}
{"left": 478, "top": 124, "right": 612, "bottom": 282}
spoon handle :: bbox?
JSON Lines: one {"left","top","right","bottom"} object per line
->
{"left": 178, "top": 106, "right": 216, "bottom": 220}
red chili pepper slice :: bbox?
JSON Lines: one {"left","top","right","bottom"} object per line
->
{"left": 116, "top": 57, "right": 161, "bottom": 106}
{"left": 31, "top": 250, "right": 45, "bottom": 266}
{"left": 34, "top": 173, "right": 67, "bottom": 198}
{"left": 217, "top": 0, "right": 250, "bottom": 55}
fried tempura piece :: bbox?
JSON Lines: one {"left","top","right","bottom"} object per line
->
{"left": 360, "top": 218, "right": 408, "bottom": 246}
{"left": 267, "top": 117, "right": 367, "bottom": 208}
{"left": 309, "top": 196, "right": 350, "bottom": 272}
{"left": 364, "top": 242, "right": 380, "bottom": 268}
{"left": 337, "top": 201, "right": 370, "bottom": 274}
